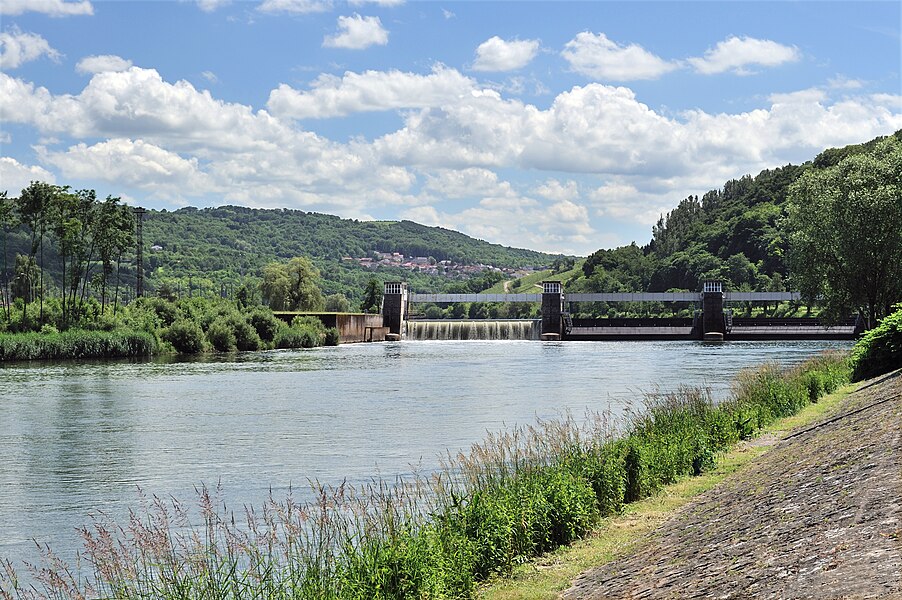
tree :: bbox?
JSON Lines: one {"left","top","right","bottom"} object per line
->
{"left": 787, "top": 136, "right": 902, "bottom": 327}
{"left": 324, "top": 293, "right": 351, "bottom": 313}
{"left": 360, "top": 277, "right": 382, "bottom": 313}
{"left": 0, "top": 192, "right": 16, "bottom": 320}
{"left": 16, "top": 182, "right": 62, "bottom": 324}
{"left": 260, "top": 257, "right": 324, "bottom": 311}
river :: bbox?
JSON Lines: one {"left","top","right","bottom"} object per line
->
{"left": 0, "top": 339, "right": 850, "bottom": 571}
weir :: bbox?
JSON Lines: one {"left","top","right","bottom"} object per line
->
{"left": 407, "top": 319, "right": 540, "bottom": 341}
{"left": 382, "top": 280, "right": 861, "bottom": 342}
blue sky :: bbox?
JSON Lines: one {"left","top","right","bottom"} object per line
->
{"left": 1, "top": 1, "right": 900, "bottom": 256}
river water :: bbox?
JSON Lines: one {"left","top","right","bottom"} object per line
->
{"left": 0, "top": 339, "right": 851, "bottom": 571}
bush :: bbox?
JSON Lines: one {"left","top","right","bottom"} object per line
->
{"left": 850, "top": 304, "right": 902, "bottom": 381}
{"left": 226, "top": 315, "right": 262, "bottom": 351}
{"left": 162, "top": 320, "right": 205, "bottom": 354}
{"left": 273, "top": 326, "right": 318, "bottom": 349}
{"left": 324, "top": 327, "right": 340, "bottom": 346}
{"left": 206, "top": 318, "right": 237, "bottom": 352}
{"left": 247, "top": 308, "right": 283, "bottom": 343}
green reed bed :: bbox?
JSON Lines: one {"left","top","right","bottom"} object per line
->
{"left": 0, "top": 330, "right": 156, "bottom": 362}
{"left": 0, "top": 352, "right": 850, "bottom": 600}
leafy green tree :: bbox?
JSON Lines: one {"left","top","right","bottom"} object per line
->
{"left": 11, "top": 254, "right": 40, "bottom": 304}
{"left": 0, "top": 192, "right": 16, "bottom": 320}
{"left": 360, "top": 277, "right": 382, "bottom": 313}
{"left": 787, "top": 136, "right": 902, "bottom": 327}
{"left": 16, "top": 182, "right": 62, "bottom": 324}
{"left": 324, "top": 293, "right": 351, "bottom": 313}
{"left": 95, "top": 197, "right": 133, "bottom": 314}
{"left": 260, "top": 257, "right": 324, "bottom": 311}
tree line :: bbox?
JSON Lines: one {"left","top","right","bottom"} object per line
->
{"left": 1, "top": 183, "right": 134, "bottom": 330}
{"left": 569, "top": 131, "right": 902, "bottom": 325}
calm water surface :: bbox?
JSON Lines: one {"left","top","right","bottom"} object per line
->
{"left": 0, "top": 339, "right": 850, "bottom": 568}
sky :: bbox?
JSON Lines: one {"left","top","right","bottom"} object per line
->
{"left": 0, "top": 1, "right": 900, "bottom": 256}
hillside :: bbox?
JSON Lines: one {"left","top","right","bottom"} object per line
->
{"left": 140, "top": 207, "right": 558, "bottom": 300}
{"left": 567, "top": 129, "right": 902, "bottom": 296}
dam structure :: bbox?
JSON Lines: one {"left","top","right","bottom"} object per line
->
{"left": 382, "top": 281, "right": 861, "bottom": 342}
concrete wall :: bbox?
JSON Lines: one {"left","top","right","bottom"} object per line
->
{"left": 272, "top": 312, "right": 387, "bottom": 343}
{"left": 335, "top": 314, "right": 388, "bottom": 343}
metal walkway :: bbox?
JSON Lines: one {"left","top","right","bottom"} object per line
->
{"left": 408, "top": 291, "right": 802, "bottom": 303}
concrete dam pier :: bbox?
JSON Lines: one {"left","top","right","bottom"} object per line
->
{"left": 380, "top": 280, "right": 861, "bottom": 342}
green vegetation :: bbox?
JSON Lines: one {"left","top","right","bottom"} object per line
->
{"left": 138, "top": 208, "right": 555, "bottom": 303}
{"left": 0, "top": 353, "right": 849, "bottom": 598}
{"left": 850, "top": 303, "right": 902, "bottom": 381}
{"left": 1, "top": 183, "right": 135, "bottom": 329}
{"left": 478, "top": 380, "right": 859, "bottom": 600}
{"left": 260, "top": 256, "right": 325, "bottom": 311}
{"left": 0, "top": 296, "right": 338, "bottom": 361}
{"left": 788, "top": 135, "right": 902, "bottom": 327}
{"left": 0, "top": 329, "right": 155, "bottom": 361}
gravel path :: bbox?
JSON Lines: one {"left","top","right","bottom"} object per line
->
{"left": 564, "top": 370, "right": 902, "bottom": 600}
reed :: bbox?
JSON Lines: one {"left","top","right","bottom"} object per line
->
{"left": 0, "top": 352, "right": 850, "bottom": 599}
{"left": 0, "top": 330, "right": 156, "bottom": 361}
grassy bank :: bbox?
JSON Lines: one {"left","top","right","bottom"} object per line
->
{"left": 0, "top": 353, "right": 850, "bottom": 599}
{"left": 0, "top": 329, "right": 156, "bottom": 361}
{"left": 478, "top": 377, "right": 859, "bottom": 599}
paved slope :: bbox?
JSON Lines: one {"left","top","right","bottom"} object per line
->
{"left": 564, "top": 371, "right": 902, "bottom": 600}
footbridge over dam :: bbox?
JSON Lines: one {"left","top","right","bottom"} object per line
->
{"left": 381, "top": 281, "right": 861, "bottom": 342}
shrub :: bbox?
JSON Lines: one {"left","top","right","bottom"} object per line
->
{"left": 162, "top": 320, "right": 205, "bottom": 354}
{"left": 137, "top": 297, "right": 179, "bottom": 327}
{"left": 850, "top": 304, "right": 902, "bottom": 381}
{"left": 324, "top": 327, "right": 340, "bottom": 346}
{"left": 206, "top": 318, "right": 237, "bottom": 352}
{"left": 247, "top": 308, "right": 282, "bottom": 343}
{"left": 273, "top": 326, "right": 318, "bottom": 349}
{"left": 226, "top": 315, "right": 262, "bottom": 351}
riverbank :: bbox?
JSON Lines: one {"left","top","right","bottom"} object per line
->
{"left": 480, "top": 369, "right": 901, "bottom": 599}
{"left": 0, "top": 329, "right": 156, "bottom": 361}
{"left": 0, "top": 298, "right": 339, "bottom": 361}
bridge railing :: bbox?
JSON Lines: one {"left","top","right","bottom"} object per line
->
{"left": 408, "top": 291, "right": 802, "bottom": 304}
{"left": 408, "top": 293, "right": 541, "bottom": 303}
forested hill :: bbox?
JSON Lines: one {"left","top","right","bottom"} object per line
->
{"left": 143, "top": 206, "right": 553, "bottom": 271}
{"left": 571, "top": 130, "right": 902, "bottom": 295}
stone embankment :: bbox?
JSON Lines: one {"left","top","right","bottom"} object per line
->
{"left": 564, "top": 370, "right": 902, "bottom": 600}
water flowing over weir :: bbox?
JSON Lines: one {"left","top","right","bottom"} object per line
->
{"left": 407, "top": 319, "right": 541, "bottom": 340}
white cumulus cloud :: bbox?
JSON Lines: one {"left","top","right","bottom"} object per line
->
{"left": 75, "top": 54, "right": 133, "bottom": 75}
{"left": 38, "top": 138, "right": 214, "bottom": 198}
{"left": 323, "top": 14, "right": 388, "bottom": 50}
{"left": 562, "top": 32, "right": 679, "bottom": 81}
{"left": 688, "top": 36, "right": 800, "bottom": 75}
{"left": 0, "top": 27, "right": 60, "bottom": 69}
{"left": 535, "top": 179, "right": 579, "bottom": 202}
{"left": 257, "top": 0, "right": 330, "bottom": 14}
{"left": 3, "top": 63, "right": 900, "bottom": 255}
{"left": 0, "top": 0, "right": 92, "bottom": 15}
{"left": 0, "top": 157, "right": 56, "bottom": 193}
{"left": 267, "top": 65, "right": 475, "bottom": 119}
{"left": 472, "top": 36, "right": 540, "bottom": 72}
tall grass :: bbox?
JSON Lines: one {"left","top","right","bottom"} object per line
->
{"left": 0, "top": 352, "right": 850, "bottom": 599}
{"left": 0, "top": 330, "right": 156, "bottom": 361}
